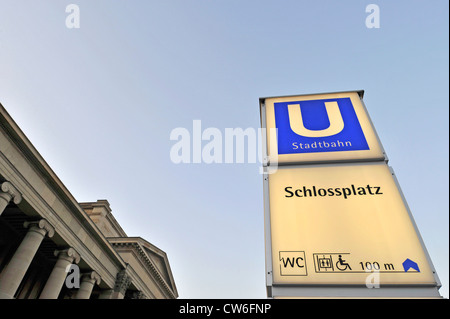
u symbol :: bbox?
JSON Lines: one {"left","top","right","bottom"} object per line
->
{"left": 287, "top": 101, "right": 344, "bottom": 137}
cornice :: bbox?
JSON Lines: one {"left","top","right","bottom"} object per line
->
{"left": 0, "top": 103, "right": 127, "bottom": 274}
{"left": 110, "top": 240, "right": 177, "bottom": 299}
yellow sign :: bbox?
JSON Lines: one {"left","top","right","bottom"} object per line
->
{"left": 267, "top": 162, "right": 437, "bottom": 286}
{"left": 262, "top": 91, "right": 386, "bottom": 165}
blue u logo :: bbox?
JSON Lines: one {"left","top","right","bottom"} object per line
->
{"left": 287, "top": 101, "right": 344, "bottom": 137}
{"left": 274, "top": 98, "right": 369, "bottom": 155}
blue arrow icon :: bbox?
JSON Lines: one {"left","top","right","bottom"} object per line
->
{"left": 402, "top": 258, "right": 420, "bottom": 272}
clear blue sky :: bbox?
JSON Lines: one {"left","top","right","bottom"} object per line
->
{"left": 0, "top": 1, "right": 448, "bottom": 298}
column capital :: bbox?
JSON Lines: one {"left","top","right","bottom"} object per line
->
{"left": 74, "top": 271, "right": 101, "bottom": 299}
{"left": 130, "top": 291, "right": 147, "bottom": 299}
{"left": 113, "top": 269, "right": 131, "bottom": 295}
{"left": 81, "top": 271, "right": 101, "bottom": 285}
{"left": 40, "top": 248, "right": 81, "bottom": 299}
{"left": 0, "top": 181, "right": 22, "bottom": 205}
{"left": 0, "top": 217, "right": 50, "bottom": 298}
{"left": 54, "top": 248, "right": 81, "bottom": 264}
{"left": 23, "top": 219, "right": 55, "bottom": 238}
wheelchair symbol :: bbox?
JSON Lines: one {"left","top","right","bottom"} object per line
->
{"left": 336, "top": 255, "right": 352, "bottom": 271}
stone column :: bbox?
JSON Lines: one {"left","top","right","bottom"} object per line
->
{"left": 0, "top": 182, "right": 22, "bottom": 216}
{"left": 0, "top": 219, "right": 54, "bottom": 299}
{"left": 111, "top": 269, "right": 131, "bottom": 299}
{"left": 74, "top": 271, "right": 101, "bottom": 299}
{"left": 39, "top": 248, "right": 80, "bottom": 299}
{"left": 98, "top": 289, "right": 114, "bottom": 299}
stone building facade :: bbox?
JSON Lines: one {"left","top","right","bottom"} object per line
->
{"left": 0, "top": 103, "right": 178, "bottom": 299}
